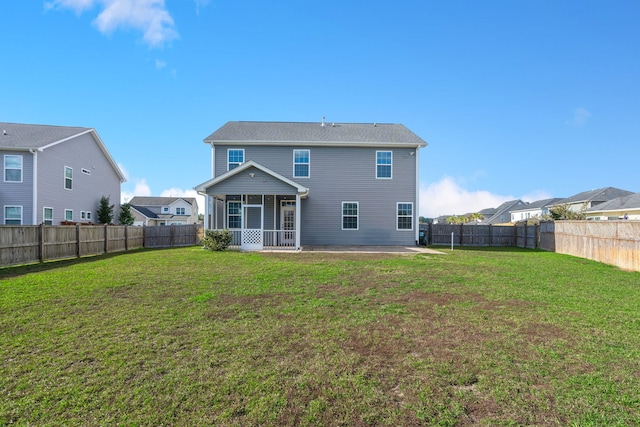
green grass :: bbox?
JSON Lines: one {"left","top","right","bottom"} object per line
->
{"left": 1, "top": 247, "right": 639, "bottom": 426}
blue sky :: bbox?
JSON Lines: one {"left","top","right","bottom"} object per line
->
{"left": 2, "top": 0, "right": 639, "bottom": 217}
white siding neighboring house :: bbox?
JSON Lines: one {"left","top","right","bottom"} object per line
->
{"left": 483, "top": 200, "right": 527, "bottom": 225}
{"left": 195, "top": 120, "right": 427, "bottom": 250}
{"left": 0, "top": 122, "right": 125, "bottom": 225}
{"left": 129, "top": 196, "right": 199, "bottom": 226}
{"left": 585, "top": 192, "right": 640, "bottom": 220}
{"left": 510, "top": 198, "right": 564, "bottom": 222}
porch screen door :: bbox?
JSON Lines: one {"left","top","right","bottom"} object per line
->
{"left": 242, "top": 205, "right": 263, "bottom": 251}
{"left": 280, "top": 201, "right": 296, "bottom": 245}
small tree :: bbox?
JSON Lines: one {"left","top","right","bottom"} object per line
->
{"left": 118, "top": 203, "right": 135, "bottom": 226}
{"left": 97, "top": 196, "right": 114, "bottom": 224}
{"left": 549, "top": 203, "right": 586, "bottom": 220}
{"left": 202, "top": 229, "right": 233, "bottom": 251}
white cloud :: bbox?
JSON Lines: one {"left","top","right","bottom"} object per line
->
{"left": 160, "top": 188, "right": 204, "bottom": 215}
{"left": 45, "top": 0, "right": 178, "bottom": 48}
{"left": 419, "top": 176, "right": 512, "bottom": 218}
{"left": 121, "top": 178, "right": 152, "bottom": 203}
{"left": 566, "top": 107, "right": 591, "bottom": 127}
{"left": 155, "top": 58, "right": 166, "bottom": 69}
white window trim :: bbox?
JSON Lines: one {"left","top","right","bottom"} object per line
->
{"left": 43, "top": 207, "right": 53, "bottom": 225}
{"left": 376, "top": 151, "right": 393, "bottom": 179}
{"left": 341, "top": 201, "right": 359, "bottom": 231}
{"left": 64, "top": 166, "right": 73, "bottom": 190}
{"left": 396, "top": 202, "right": 414, "bottom": 231}
{"left": 4, "top": 155, "right": 23, "bottom": 183}
{"left": 4, "top": 205, "right": 23, "bottom": 225}
{"left": 293, "top": 149, "right": 310, "bottom": 178}
{"left": 227, "top": 200, "right": 242, "bottom": 229}
{"left": 227, "top": 149, "right": 245, "bottom": 171}
{"left": 64, "top": 209, "right": 73, "bottom": 221}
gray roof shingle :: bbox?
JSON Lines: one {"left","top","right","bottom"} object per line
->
{"left": 204, "top": 121, "right": 427, "bottom": 146}
{"left": 0, "top": 122, "right": 91, "bottom": 149}
{"left": 586, "top": 192, "right": 640, "bottom": 212}
{"left": 553, "top": 187, "right": 634, "bottom": 205}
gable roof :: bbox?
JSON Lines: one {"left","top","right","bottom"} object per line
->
{"left": 0, "top": 121, "right": 126, "bottom": 182}
{"left": 484, "top": 199, "right": 527, "bottom": 224}
{"left": 129, "top": 196, "right": 198, "bottom": 208}
{"left": 510, "top": 198, "right": 564, "bottom": 212}
{"left": 195, "top": 160, "right": 309, "bottom": 197}
{"left": 204, "top": 121, "right": 427, "bottom": 148}
{"left": 585, "top": 192, "right": 640, "bottom": 212}
{"left": 551, "top": 187, "right": 634, "bottom": 206}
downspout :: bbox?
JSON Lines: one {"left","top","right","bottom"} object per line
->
{"left": 415, "top": 147, "right": 420, "bottom": 245}
{"left": 295, "top": 193, "right": 301, "bottom": 250}
{"left": 30, "top": 149, "right": 38, "bottom": 224}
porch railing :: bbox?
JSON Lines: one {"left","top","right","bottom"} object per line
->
{"left": 227, "top": 229, "right": 297, "bottom": 250}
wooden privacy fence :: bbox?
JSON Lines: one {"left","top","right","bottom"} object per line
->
{"left": 0, "top": 224, "right": 202, "bottom": 267}
{"left": 422, "top": 221, "right": 640, "bottom": 272}
{"left": 424, "top": 223, "right": 540, "bottom": 248}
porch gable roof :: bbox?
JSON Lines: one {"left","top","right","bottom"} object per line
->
{"left": 194, "top": 160, "right": 309, "bottom": 197}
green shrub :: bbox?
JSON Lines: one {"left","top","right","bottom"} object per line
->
{"left": 202, "top": 229, "right": 233, "bottom": 251}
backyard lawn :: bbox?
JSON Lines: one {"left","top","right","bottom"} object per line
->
{"left": 1, "top": 246, "right": 639, "bottom": 426}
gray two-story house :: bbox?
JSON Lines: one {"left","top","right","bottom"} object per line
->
{"left": 195, "top": 121, "right": 427, "bottom": 250}
{"left": 1, "top": 122, "right": 125, "bottom": 225}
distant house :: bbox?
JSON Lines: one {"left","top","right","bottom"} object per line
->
{"left": 484, "top": 200, "right": 527, "bottom": 225}
{"left": 129, "top": 196, "right": 199, "bottom": 226}
{"left": 548, "top": 187, "right": 634, "bottom": 214}
{"left": 0, "top": 122, "right": 125, "bottom": 225}
{"left": 510, "top": 198, "right": 564, "bottom": 222}
{"left": 585, "top": 192, "right": 640, "bottom": 220}
{"left": 195, "top": 120, "right": 427, "bottom": 250}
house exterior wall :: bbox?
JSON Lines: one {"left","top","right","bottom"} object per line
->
{"left": 36, "top": 133, "right": 122, "bottom": 225}
{"left": 213, "top": 144, "right": 418, "bottom": 245}
{"left": 1, "top": 150, "right": 35, "bottom": 224}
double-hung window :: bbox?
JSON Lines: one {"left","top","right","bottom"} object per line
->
{"left": 64, "top": 166, "right": 73, "bottom": 190}
{"left": 5, "top": 155, "right": 23, "bottom": 182}
{"left": 65, "top": 210, "right": 73, "bottom": 221}
{"left": 342, "top": 202, "right": 359, "bottom": 230}
{"left": 397, "top": 202, "right": 413, "bottom": 230}
{"left": 228, "top": 149, "right": 244, "bottom": 170}
{"left": 43, "top": 207, "right": 53, "bottom": 225}
{"left": 376, "top": 151, "right": 392, "bottom": 179}
{"left": 4, "top": 206, "right": 22, "bottom": 225}
{"left": 293, "top": 149, "right": 310, "bottom": 178}
{"left": 176, "top": 207, "right": 186, "bottom": 215}
{"left": 227, "top": 201, "right": 242, "bottom": 228}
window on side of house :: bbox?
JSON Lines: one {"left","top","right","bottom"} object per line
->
{"left": 376, "top": 151, "right": 392, "bottom": 179}
{"left": 86, "top": 211, "right": 91, "bottom": 221}
{"left": 64, "top": 166, "right": 73, "bottom": 190}
{"left": 397, "top": 202, "right": 413, "bottom": 230}
{"left": 227, "top": 201, "right": 242, "bottom": 229}
{"left": 65, "top": 209, "right": 73, "bottom": 221}
{"left": 162, "top": 207, "right": 169, "bottom": 213}
{"left": 4, "top": 206, "right": 22, "bottom": 225}
{"left": 176, "top": 207, "right": 186, "bottom": 215}
{"left": 342, "top": 202, "right": 359, "bottom": 230}
{"left": 43, "top": 207, "right": 53, "bottom": 225}
{"left": 4, "top": 155, "right": 23, "bottom": 182}
{"left": 228, "top": 149, "right": 245, "bottom": 170}
{"left": 81, "top": 211, "right": 86, "bottom": 220}
{"left": 293, "top": 149, "right": 310, "bottom": 178}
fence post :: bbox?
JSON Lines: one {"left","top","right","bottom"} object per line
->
{"left": 125, "top": 225, "right": 129, "bottom": 251}
{"left": 535, "top": 223, "right": 540, "bottom": 249}
{"left": 460, "top": 224, "right": 464, "bottom": 246}
{"left": 104, "top": 224, "right": 108, "bottom": 254}
{"left": 171, "top": 225, "right": 175, "bottom": 247}
{"left": 39, "top": 223, "right": 44, "bottom": 263}
{"left": 76, "top": 224, "right": 81, "bottom": 258}
{"left": 143, "top": 225, "right": 147, "bottom": 248}
{"left": 428, "top": 222, "right": 432, "bottom": 245}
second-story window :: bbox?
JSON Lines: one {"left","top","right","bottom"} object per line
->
{"left": 176, "top": 207, "right": 186, "bottom": 215}
{"left": 4, "top": 155, "right": 23, "bottom": 182}
{"left": 64, "top": 166, "right": 73, "bottom": 190}
{"left": 376, "top": 151, "right": 392, "bottom": 179}
{"left": 228, "top": 149, "right": 244, "bottom": 170}
{"left": 293, "top": 149, "right": 310, "bottom": 178}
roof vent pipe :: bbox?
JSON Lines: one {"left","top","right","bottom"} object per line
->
{"left": 321, "top": 116, "right": 325, "bottom": 127}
